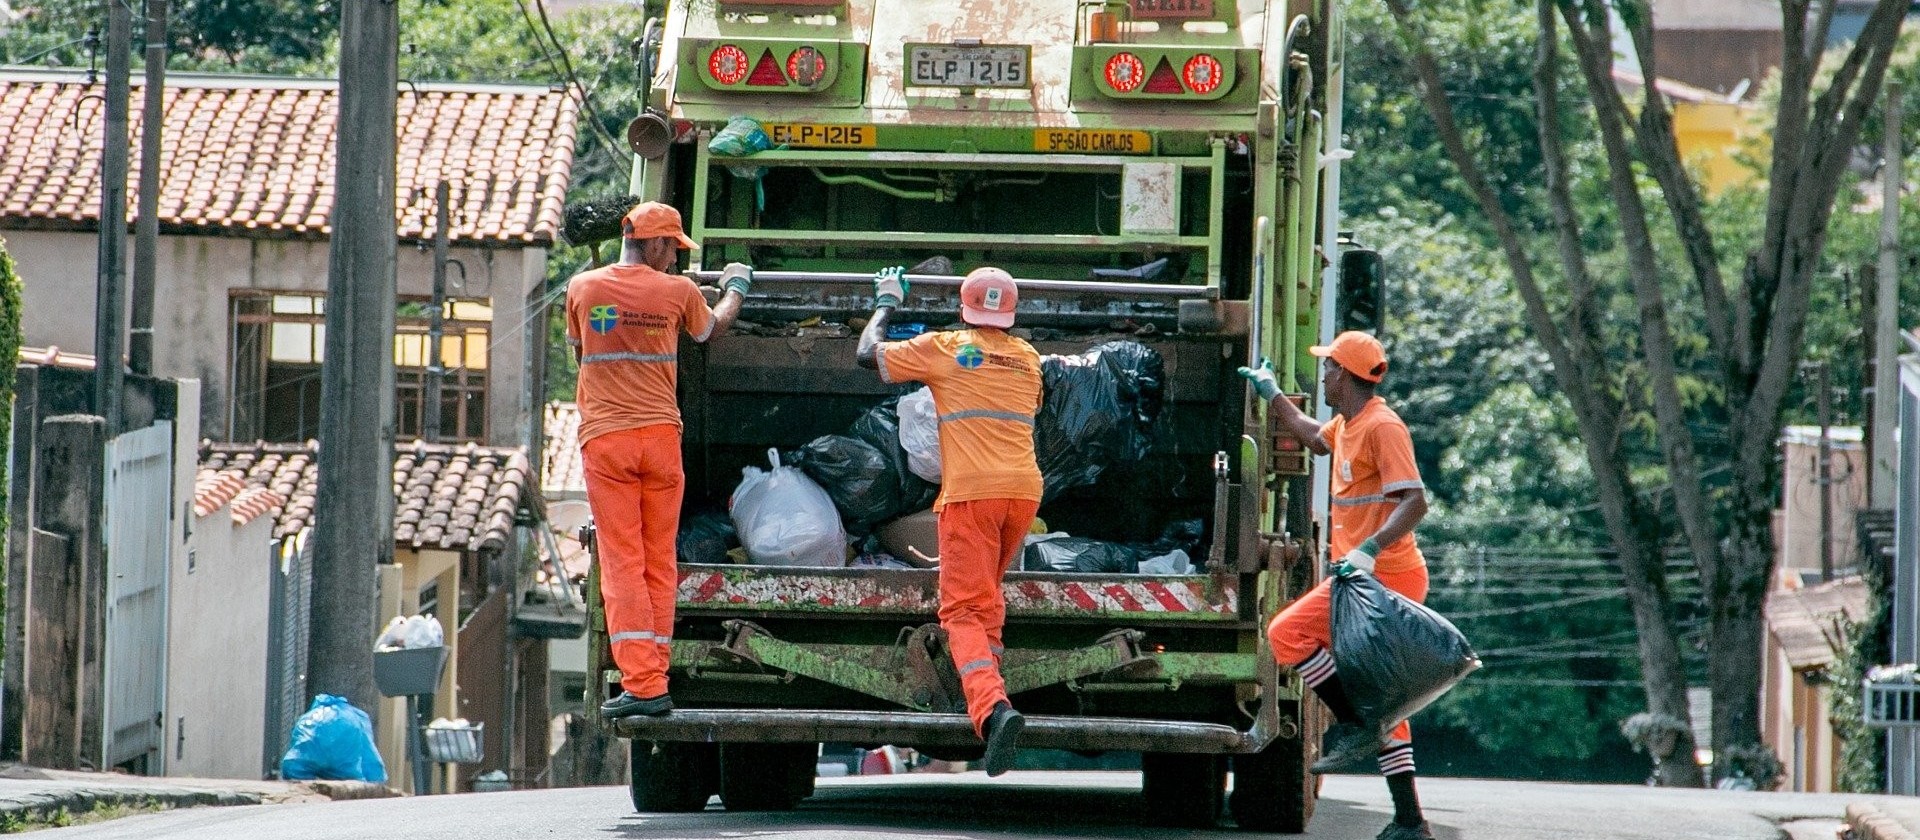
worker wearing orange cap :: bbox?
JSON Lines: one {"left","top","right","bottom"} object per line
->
{"left": 856, "top": 265, "right": 1041, "bottom": 777}
{"left": 567, "top": 201, "right": 752, "bottom": 719}
{"left": 1238, "top": 330, "right": 1435, "bottom": 840}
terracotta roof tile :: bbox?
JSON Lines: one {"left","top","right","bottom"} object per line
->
{"left": 198, "top": 439, "right": 531, "bottom": 553}
{"left": 0, "top": 71, "right": 578, "bottom": 244}
{"left": 541, "top": 401, "right": 584, "bottom": 499}
{"left": 1764, "top": 576, "right": 1871, "bottom": 671}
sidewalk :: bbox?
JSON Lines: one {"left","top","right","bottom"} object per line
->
{"left": 1848, "top": 796, "right": 1920, "bottom": 840}
{"left": 0, "top": 764, "right": 393, "bottom": 830}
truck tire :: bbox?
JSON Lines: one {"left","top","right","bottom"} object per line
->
{"left": 629, "top": 740, "right": 717, "bottom": 813}
{"left": 1141, "top": 752, "right": 1226, "bottom": 828}
{"left": 718, "top": 742, "right": 816, "bottom": 811}
{"left": 1229, "top": 734, "right": 1315, "bottom": 832}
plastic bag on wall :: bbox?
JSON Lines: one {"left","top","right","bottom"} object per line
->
{"left": 730, "top": 449, "right": 849, "bottom": 567}
{"left": 279, "top": 694, "right": 389, "bottom": 783}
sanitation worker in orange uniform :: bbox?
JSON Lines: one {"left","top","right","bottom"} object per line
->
{"left": 567, "top": 202, "right": 750, "bottom": 719}
{"left": 857, "top": 265, "right": 1041, "bottom": 776}
{"left": 1239, "top": 331, "right": 1435, "bottom": 840}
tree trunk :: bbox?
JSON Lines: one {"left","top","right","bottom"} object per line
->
{"left": 1708, "top": 484, "right": 1779, "bottom": 781}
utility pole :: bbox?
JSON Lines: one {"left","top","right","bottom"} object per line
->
{"left": 92, "top": 0, "right": 130, "bottom": 434}
{"left": 423, "top": 180, "right": 449, "bottom": 443}
{"left": 129, "top": 0, "right": 167, "bottom": 376}
{"left": 308, "top": 0, "right": 398, "bottom": 712}
{"left": 1818, "top": 361, "right": 1833, "bottom": 582}
{"left": 1871, "top": 83, "right": 1902, "bottom": 509}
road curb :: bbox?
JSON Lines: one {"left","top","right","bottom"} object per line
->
{"left": 1849, "top": 802, "right": 1920, "bottom": 840}
{"left": 0, "top": 785, "right": 261, "bottom": 828}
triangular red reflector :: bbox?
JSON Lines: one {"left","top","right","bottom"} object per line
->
{"left": 747, "top": 51, "right": 788, "bottom": 86}
{"left": 1143, "top": 57, "right": 1184, "bottom": 94}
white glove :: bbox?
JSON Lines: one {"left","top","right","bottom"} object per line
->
{"left": 1333, "top": 537, "right": 1380, "bottom": 576}
{"left": 720, "top": 262, "right": 753, "bottom": 297}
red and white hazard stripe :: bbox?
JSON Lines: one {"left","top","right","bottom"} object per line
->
{"left": 677, "top": 571, "right": 1235, "bottom": 616}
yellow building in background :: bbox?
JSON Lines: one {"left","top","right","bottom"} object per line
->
{"left": 1616, "top": 68, "right": 1767, "bottom": 195}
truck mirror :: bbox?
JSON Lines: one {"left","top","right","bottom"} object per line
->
{"left": 1338, "top": 248, "right": 1385, "bottom": 336}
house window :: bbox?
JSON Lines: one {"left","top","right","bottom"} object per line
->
{"left": 230, "top": 293, "right": 492, "bottom": 443}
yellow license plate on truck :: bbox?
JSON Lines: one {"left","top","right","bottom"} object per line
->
{"left": 1033, "top": 129, "right": 1152, "bottom": 154}
{"left": 765, "top": 123, "right": 877, "bottom": 148}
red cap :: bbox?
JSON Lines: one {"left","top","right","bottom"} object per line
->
{"left": 1309, "top": 330, "right": 1388, "bottom": 383}
{"left": 960, "top": 267, "right": 1018, "bottom": 329}
{"left": 621, "top": 201, "right": 699, "bottom": 250}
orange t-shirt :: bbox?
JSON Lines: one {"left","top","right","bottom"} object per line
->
{"left": 876, "top": 328, "right": 1043, "bottom": 508}
{"left": 1320, "top": 396, "right": 1426, "bottom": 574}
{"left": 564, "top": 263, "right": 714, "bottom": 445}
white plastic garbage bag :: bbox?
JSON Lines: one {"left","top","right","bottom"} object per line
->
{"left": 730, "top": 448, "right": 849, "bottom": 567}
{"left": 897, "top": 388, "right": 943, "bottom": 483}
{"left": 374, "top": 613, "right": 445, "bottom": 651}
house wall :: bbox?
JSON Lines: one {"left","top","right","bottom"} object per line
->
{"left": 374, "top": 548, "right": 461, "bottom": 794}
{"left": 1780, "top": 432, "right": 1867, "bottom": 579}
{"left": 165, "top": 508, "right": 274, "bottom": 779}
{"left": 8, "top": 230, "right": 546, "bottom": 448}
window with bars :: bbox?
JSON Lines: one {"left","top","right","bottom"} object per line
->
{"left": 229, "top": 292, "right": 493, "bottom": 443}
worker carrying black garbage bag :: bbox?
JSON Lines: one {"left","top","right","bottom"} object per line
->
{"left": 1239, "top": 330, "right": 1442, "bottom": 840}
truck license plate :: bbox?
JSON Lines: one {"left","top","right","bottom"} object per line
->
{"left": 765, "top": 123, "right": 877, "bottom": 148}
{"left": 1034, "top": 129, "right": 1153, "bottom": 154}
{"left": 907, "top": 44, "right": 1030, "bottom": 88}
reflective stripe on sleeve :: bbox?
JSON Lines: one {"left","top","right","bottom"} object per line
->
{"left": 610, "top": 630, "right": 657, "bottom": 643}
{"left": 1382, "top": 479, "right": 1425, "bottom": 494}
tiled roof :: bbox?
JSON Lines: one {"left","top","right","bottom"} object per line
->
{"left": 542, "top": 401, "right": 584, "bottom": 499}
{"left": 199, "top": 439, "right": 533, "bottom": 553}
{"left": 0, "top": 71, "right": 578, "bottom": 244}
{"left": 1764, "top": 576, "right": 1871, "bottom": 671}
{"left": 16, "top": 345, "right": 96, "bottom": 371}
{"left": 192, "top": 470, "right": 287, "bottom": 527}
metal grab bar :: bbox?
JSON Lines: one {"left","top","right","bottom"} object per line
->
{"left": 686, "top": 270, "right": 1218, "bottom": 299}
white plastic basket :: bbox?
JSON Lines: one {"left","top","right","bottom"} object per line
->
{"left": 1863, "top": 681, "right": 1920, "bottom": 729}
{"left": 423, "top": 723, "right": 485, "bottom": 763}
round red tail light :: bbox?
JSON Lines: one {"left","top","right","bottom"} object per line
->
{"left": 1104, "top": 52, "right": 1145, "bottom": 93}
{"left": 1183, "top": 54, "right": 1223, "bottom": 95}
{"left": 709, "top": 44, "right": 749, "bottom": 85}
{"left": 787, "top": 46, "right": 827, "bottom": 87}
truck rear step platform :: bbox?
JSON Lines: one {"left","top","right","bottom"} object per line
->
{"left": 612, "top": 709, "right": 1255, "bottom": 754}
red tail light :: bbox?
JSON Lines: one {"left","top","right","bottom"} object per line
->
{"left": 1104, "top": 52, "right": 1145, "bottom": 93}
{"left": 747, "top": 51, "right": 789, "bottom": 86}
{"left": 1142, "top": 57, "right": 1183, "bottom": 94}
{"left": 1182, "top": 54, "right": 1223, "bottom": 95}
{"left": 709, "top": 44, "right": 750, "bottom": 86}
{"left": 786, "top": 46, "right": 827, "bottom": 87}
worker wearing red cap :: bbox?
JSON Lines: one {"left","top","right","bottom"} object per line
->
{"left": 567, "top": 201, "right": 752, "bottom": 719}
{"left": 856, "top": 265, "right": 1041, "bottom": 776}
{"left": 1238, "top": 330, "right": 1434, "bottom": 840}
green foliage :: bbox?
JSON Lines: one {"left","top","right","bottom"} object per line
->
{"left": 0, "top": 238, "right": 20, "bottom": 571}
{"left": 0, "top": 0, "right": 337, "bottom": 70}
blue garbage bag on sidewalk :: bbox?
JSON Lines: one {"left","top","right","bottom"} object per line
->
{"left": 280, "top": 694, "right": 388, "bottom": 783}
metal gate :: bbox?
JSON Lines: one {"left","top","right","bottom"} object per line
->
{"left": 102, "top": 421, "right": 173, "bottom": 771}
{"left": 263, "top": 533, "right": 312, "bottom": 775}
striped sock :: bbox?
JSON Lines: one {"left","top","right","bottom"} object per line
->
{"left": 1295, "top": 649, "right": 1360, "bottom": 724}
{"left": 1380, "top": 745, "right": 1423, "bottom": 827}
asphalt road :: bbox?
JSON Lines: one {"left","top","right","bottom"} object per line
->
{"left": 34, "top": 771, "right": 1874, "bottom": 839}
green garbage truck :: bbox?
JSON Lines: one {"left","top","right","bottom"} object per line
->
{"left": 580, "top": 0, "right": 1355, "bottom": 830}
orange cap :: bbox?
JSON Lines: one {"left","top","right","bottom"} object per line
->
{"left": 1309, "top": 330, "right": 1388, "bottom": 383}
{"left": 621, "top": 201, "right": 699, "bottom": 250}
{"left": 960, "top": 266, "right": 1019, "bottom": 328}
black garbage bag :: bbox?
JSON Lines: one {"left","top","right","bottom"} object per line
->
{"left": 1036, "top": 341, "right": 1166, "bottom": 502}
{"left": 676, "top": 511, "right": 737, "bottom": 565}
{"left": 791, "top": 400, "right": 938, "bottom": 536}
{"left": 1329, "top": 571, "right": 1481, "bottom": 733}
{"left": 1021, "top": 536, "right": 1147, "bottom": 574}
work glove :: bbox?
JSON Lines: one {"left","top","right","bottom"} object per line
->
{"left": 1331, "top": 537, "right": 1381, "bottom": 577}
{"left": 873, "top": 265, "right": 909, "bottom": 309}
{"left": 1235, "top": 358, "right": 1282, "bottom": 402}
{"left": 719, "top": 262, "right": 753, "bottom": 297}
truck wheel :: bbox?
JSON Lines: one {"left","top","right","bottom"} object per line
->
{"left": 629, "top": 740, "right": 717, "bottom": 813}
{"left": 1141, "top": 752, "right": 1226, "bottom": 828}
{"left": 1229, "top": 734, "right": 1314, "bottom": 832}
{"left": 719, "top": 742, "right": 816, "bottom": 811}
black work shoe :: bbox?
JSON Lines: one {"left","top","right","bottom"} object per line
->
{"left": 1312, "top": 721, "right": 1384, "bottom": 773}
{"left": 1375, "top": 820, "right": 1435, "bottom": 840}
{"left": 599, "top": 690, "right": 672, "bottom": 719}
{"left": 981, "top": 701, "right": 1025, "bottom": 777}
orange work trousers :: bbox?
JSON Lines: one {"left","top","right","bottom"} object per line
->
{"left": 583, "top": 425, "right": 685, "bottom": 698}
{"left": 1267, "top": 564, "right": 1430, "bottom": 746}
{"left": 936, "top": 497, "right": 1040, "bottom": 735}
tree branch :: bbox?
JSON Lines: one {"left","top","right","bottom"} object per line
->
{"left": 1533, "top": 0, "right": 1605, "bottom": 379}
